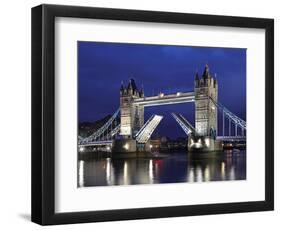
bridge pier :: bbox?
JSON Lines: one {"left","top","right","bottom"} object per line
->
{"left": 188, "top": 136, "right": 223, "bottom": 152}
{"left": 112, "top": 139, "right": 151, "bottom": 154}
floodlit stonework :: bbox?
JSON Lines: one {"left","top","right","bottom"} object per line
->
{"left": 194, "top": 64, "right": 218, "bottom": 138}
{"left": 119, "top": 79, "right": 144, "bottom": 138}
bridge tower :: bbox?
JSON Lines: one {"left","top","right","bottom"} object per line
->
{"left": 119, "top": 79, "right": 144, "bottom": 139}
{"left": 194, "top": 64, "right": 218, "bottom": 138}
{"left": 189, "top": 64, "right": 222, "bottom": 152}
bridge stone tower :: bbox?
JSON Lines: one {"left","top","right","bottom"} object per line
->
{"left": 194, "top": 64, "right": 218, "bottom": 138}
{"left": 188, "top": 64, "right": 222, "bottom": 152}
{"left": 119, "top": 79, "right": 144, "bottom": 139}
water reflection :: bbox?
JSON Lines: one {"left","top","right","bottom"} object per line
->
{"left": 78, "top": 150, "right": 246, "bottom": 187}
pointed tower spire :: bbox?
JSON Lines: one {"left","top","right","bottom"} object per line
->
{"left": 195, "top": 71, "right": 200, "bottom": 81}
{"left": 127, "top": 79, "right": 132, "bottom": 95}
{"left": 214, "top": 73, "right": 217, "bottom": 87}
{"left": 128, "top": 79, "right": 132, "bottom": 89}
{"left": 195, "top": 71, "right": 200, "bottom": 88}
{"left": 202, "top": 64, "right": 210, "bottom": 79}
{"left": 139, "top": 83, "right": 144, "bottom": 97}
{"left": 120, "top": 81, "right": 124, "bottom": 95}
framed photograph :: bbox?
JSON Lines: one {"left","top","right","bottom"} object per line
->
{"left": 31, "top": 4, "right": 274, "bottom": 225}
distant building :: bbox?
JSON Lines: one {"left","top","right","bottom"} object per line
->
{"left": 150, "top": 136, "right": 187, "bottom": 151}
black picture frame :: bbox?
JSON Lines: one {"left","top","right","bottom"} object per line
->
{"left": 31, "top": 4, "right": 274, "bottom": 225}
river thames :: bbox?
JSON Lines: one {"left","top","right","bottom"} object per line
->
{"left": 78, "top": 150, "right": 246, "bottom": 187}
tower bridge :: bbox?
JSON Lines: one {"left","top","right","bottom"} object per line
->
{"left": 79, "top": 65, "right": 246, "bottom": 154}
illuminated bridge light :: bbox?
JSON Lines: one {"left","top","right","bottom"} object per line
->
{"left": 205, "top": 138, "right": 210, "bottom": 147}
{"left": 123, "top": 143, "right": 129, "bottom": 150}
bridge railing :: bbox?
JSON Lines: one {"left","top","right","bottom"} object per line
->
{"left": 209, "top": 97, "right": 246, "bottom": 137}
{"left": 210, "top": 97, "right": 246, "bottom": 130}
{"left": 133, "top": 92, "right": 195, "bottom": 107}
{"left": 80, "top": 109, "right": 120, "bottom": 144}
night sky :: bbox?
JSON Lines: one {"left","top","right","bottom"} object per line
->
{"left": 78, "top": 42, "right": 246, "bottom": 139}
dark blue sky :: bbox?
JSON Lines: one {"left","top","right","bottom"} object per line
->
{"left": 78, "top": 42, "right": 246, "bottom": 139}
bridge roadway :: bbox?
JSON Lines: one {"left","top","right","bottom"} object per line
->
{"left": 79, "top": 136, "right": 246, "bottom": 148}
{"left": 133, "top": 92, "right": 195, "bottom": 107}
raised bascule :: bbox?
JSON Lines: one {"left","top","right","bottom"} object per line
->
{"left": 79, "top": 65, "right": 246, "bottom": 154}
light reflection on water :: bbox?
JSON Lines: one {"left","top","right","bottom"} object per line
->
{"left": 78, "top": 150, "right": 246, "bottom": 187}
